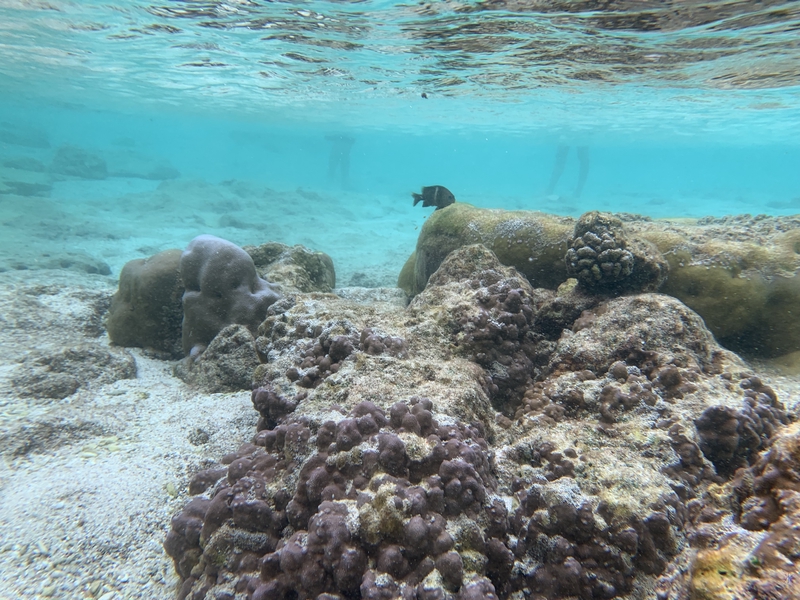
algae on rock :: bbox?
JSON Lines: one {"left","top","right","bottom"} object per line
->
{"left": 400, "top": 203, "right": 572, "bottom": 296}
{"left": 245, "top": 241, "right": 336, "bottom": 294}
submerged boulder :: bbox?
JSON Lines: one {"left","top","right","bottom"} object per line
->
{"left": 173, "top": 324, "right": 260, "bottom": 392}
{"left": 106, "top": 149, "right": 180, "bottom": 180}
{"left": 245, "top": 241, "right": 336, "bottom": 293}
{"left": 0, "top": 122, "right": 50, "bottom": 148}
{"left": 0, "top": 162, "right": 52, "bottom": 196}
{"left": 50, "top": 144, "right": 107, "bottom": 179}
{"left": 12, "top": 343, "right": 136, "bottom": 400}
{"left": 181, "top": 235, "right": 282, "bottom": 356}
{"left": 107, "top": 249, "right": 184, "bottom": 356}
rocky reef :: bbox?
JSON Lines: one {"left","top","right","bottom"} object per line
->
{"left": 0, "top": 137, "right": 179, "bottom": 198}
{"left": 163, "top": 240, "right": 798, "bottom": 600}
{"left": 399, "top": 204, "right": 800, "bottom": 359}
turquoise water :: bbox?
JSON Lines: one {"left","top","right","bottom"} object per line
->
{"left": 2, "top": 5, "right": 800, "bottom": 598}
{"left": 2, "top": 0, "right": 800, "bottom": 280}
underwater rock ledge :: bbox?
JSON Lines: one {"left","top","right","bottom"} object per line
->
{"left": 164, "top": 243, "right": 798, "bottom": 600}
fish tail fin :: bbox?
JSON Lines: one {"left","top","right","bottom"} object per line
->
{"left": 412, "top": 193, "right": 423, "bottom": 206}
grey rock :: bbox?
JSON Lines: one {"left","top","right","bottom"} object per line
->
{"left": 246, "top": 241, "right": 336, "bottom": 294}
{"left": 50, "top": 145, "right": 107, "bottom": 179}
{"left": 0, "top": 251, "right": 111, "bottom": 275}
{"left": 105, "top": 149, "right": 179, "bottom": 180}
{"left": 174, "top": 324, "right": 259, "bottom": 392}
{"left": 2, "top": 156, "right": 47, "bottom": 172}
{"left": 0, "top": 122, "right": 50, "bottom": 148}
{"left": 0, "top": 417, "right": 108, "bottom": 457}
{"left": 0, "top": 164, "right": 52, "bottom": 197}
{"left": 549, "top": 293, "right": 739, "bottom": 376}
{"left": 12, "top": 343, "right": 137, "bottom": 400}
{"left": 335, "top": 287, "right": 408, "bottom": 307}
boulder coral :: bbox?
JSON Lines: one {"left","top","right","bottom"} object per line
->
{"left": 181, "top": 235, "right": 282, "bottom": 356}
{"left": 400, "top": 204, "right": 573, "bottom": 295}
{"left": 107, "top": 239, "right": 334, "bottom": 363}
{"left": 399, "top": 205, "right": 800, "bottom": 358}
{"left": 107, "top": 248, "right": 184, "bottom": 356}
{"left": 642, "top": 215, "right": 800, "bottom": 358}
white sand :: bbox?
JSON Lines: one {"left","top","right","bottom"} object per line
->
{"left": 0, "top": 269, "right": 258, "bottom": 599}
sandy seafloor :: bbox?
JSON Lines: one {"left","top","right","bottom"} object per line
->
{"left": 1, "top": 172, "right": 799, "bottom": 600}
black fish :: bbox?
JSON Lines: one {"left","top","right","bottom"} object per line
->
{"left": 412, "top": 185, "right": 456, "bottom": 210}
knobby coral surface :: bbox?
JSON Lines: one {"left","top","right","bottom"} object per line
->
{"left": 166, "top": 244, "right": 798, "bottom": 600}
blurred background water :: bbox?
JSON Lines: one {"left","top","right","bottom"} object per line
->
{"left": 1, "top": 0, "right": 800, "bottom": 281}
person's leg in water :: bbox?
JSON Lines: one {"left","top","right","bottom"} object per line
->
{"left": 328, "top": 150, "right": 339, "bottom": 183}
{"left": 545, "top": 145, "right": 569, "bottom": 196}
{"left": 574, "top": 146, "right": 590, "bottom": 199}
{"left": 339, "top": 145, "right": 351, "bottom": 189}
{"left": 327, "top": 136, "right": 342, "bottom": 183}
{"left": 326, "top": 134, "right": 355, "bottom": 189}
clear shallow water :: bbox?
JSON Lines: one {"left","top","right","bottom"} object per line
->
{"left": 3, "top": 0, "right": 800, "bottom": 136}
{"left": 1, "top": 0, "right": 800, "bottom": 274}
{"left": 1, "top": 7, "right": 800, "bottom": 597}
